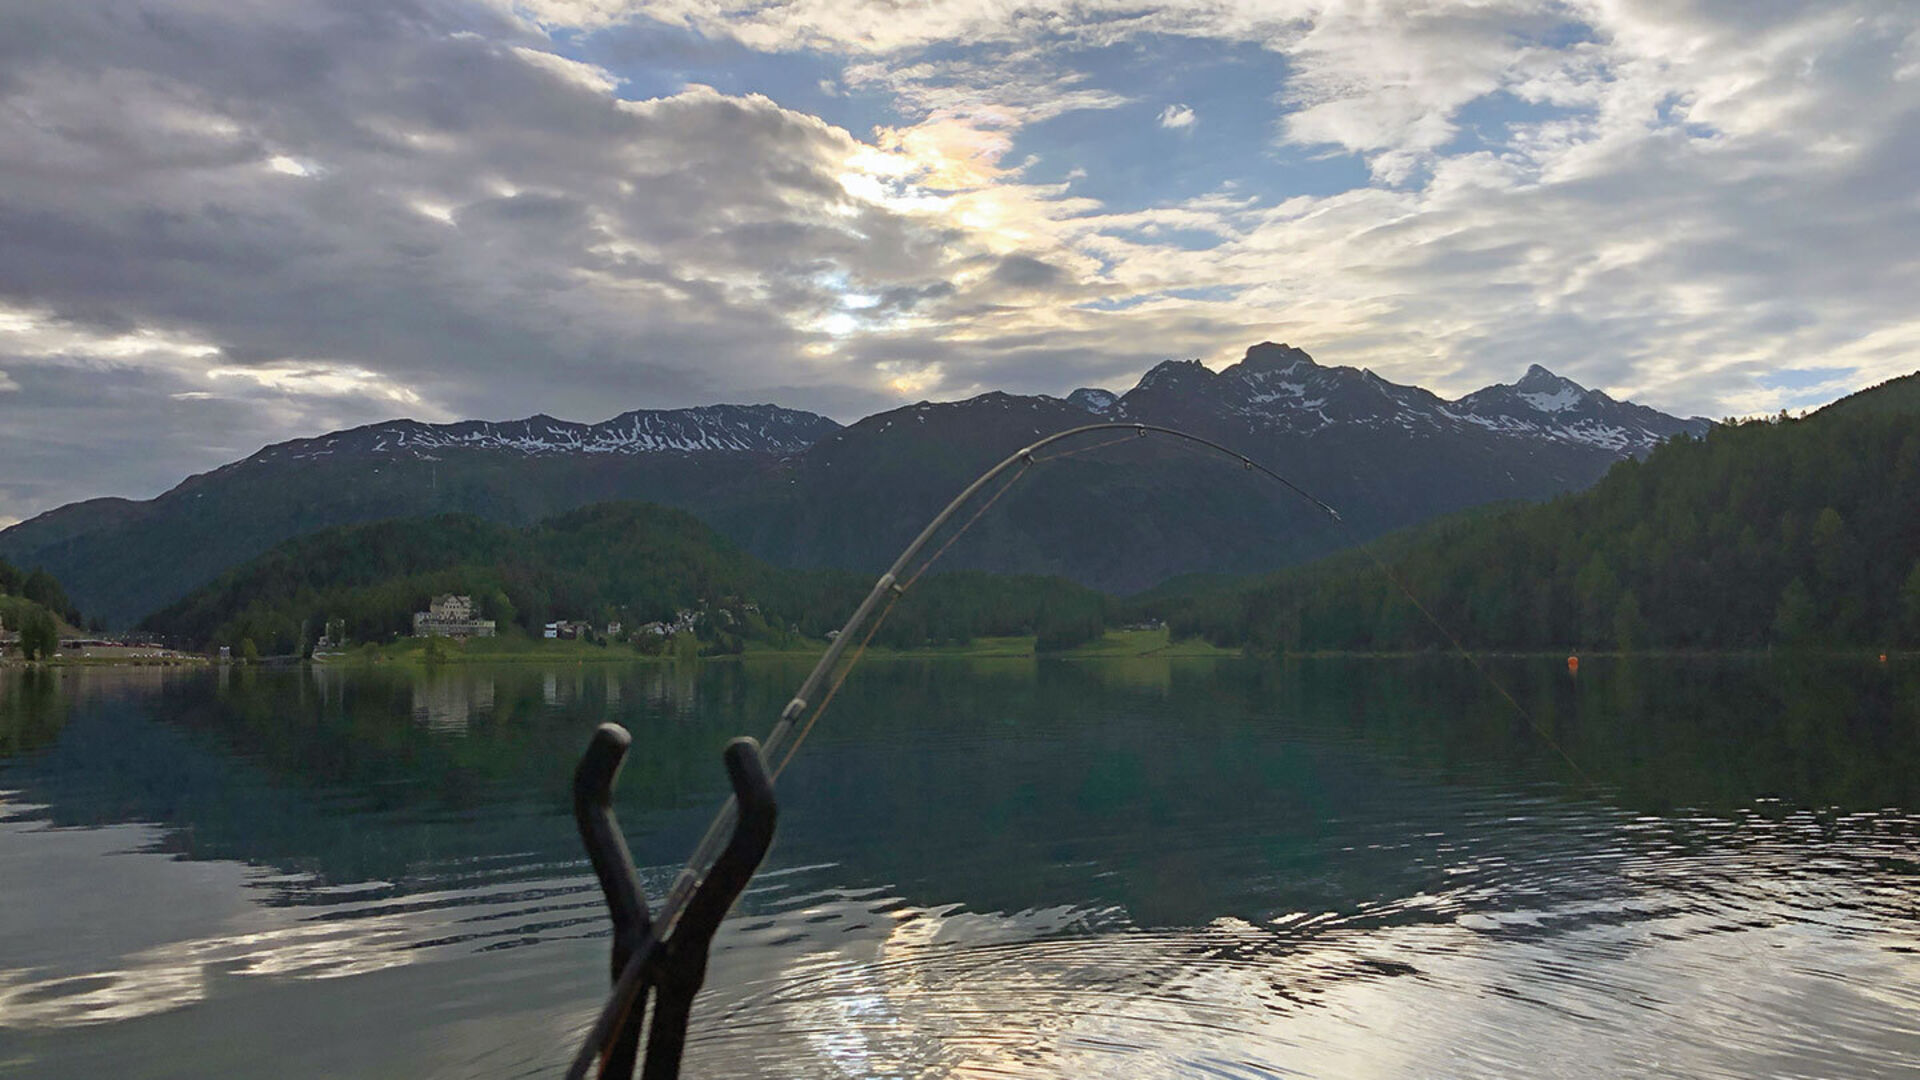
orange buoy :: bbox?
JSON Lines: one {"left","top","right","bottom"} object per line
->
{"left": 1880, "top": 653, "right": 1889, "bottom": 663}
{"left": 1567, "top": 654, "right": 1579, "bottom": 675}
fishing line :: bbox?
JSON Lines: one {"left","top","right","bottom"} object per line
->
{"left": 1152, "top": 433, "right": 1595, "bottom": 787}
{"left": 774, "top": 460, "right": 1032, "bottom": 777}
{"left": 567, "top": 420, "right": 1588, "bottom": 1077}
{"left": 771, "top": 591, "right": 898, "bottom": 779}
{"left": 1352, "top": 546, "right": 1594, "bottom": 786}
{"left": 900, "top": 460, "right": 1032, "bottom": 591}
{"left": 1031, "top": 431, "right": 1140, "bottom": 464}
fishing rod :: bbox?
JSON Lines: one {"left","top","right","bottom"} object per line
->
{"left": 563, "top": 422, "right": 1347, "bottom": 1080}
{"left": 565, "top": 418, "right": 1585, "bottom": 1078}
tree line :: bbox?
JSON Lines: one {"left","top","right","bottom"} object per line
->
{"left": 0, "top": 557, "right": 80, "bottom": 660}
{"left": 1147, "top": 377, "right": 1920, "bottom": 653}
{"left": 141, "top": 501, "right": 1110, "bottom": 655}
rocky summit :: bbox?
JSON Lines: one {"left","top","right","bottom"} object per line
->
{"left": 260, "top": 404, "right": 842, "bottom": 462}
{"left": 2, "top": 344, "right": 1709, "bottom": 624}
{"left": 1101, "top": 343, "right": 1707, "bottom": 454}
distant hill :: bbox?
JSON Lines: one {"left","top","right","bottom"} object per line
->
{"left": 1151, "top": 369, "right": 1920, "bottom": 652}
{"left": 0, "top": 405, "right": 839, "bottom": 627}
{"left": 724, "top": 344, "right": 1711, "bottom": 595}
{"left": 2, "top": 343, "right": 1710, "bottom": 626}
{"left": 1819, "top": 370, "right": 1920, "bottom": 419}
{"left": 141, "top": 501, "right": 1109, "bottom": 655}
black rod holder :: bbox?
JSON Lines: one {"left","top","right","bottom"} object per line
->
{"left": 571, "top": 724, "right": 778, "bottom": 1080}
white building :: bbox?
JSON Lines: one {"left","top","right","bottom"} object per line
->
{"left": 412, "top": 594, "right": 497, "bottom": 638}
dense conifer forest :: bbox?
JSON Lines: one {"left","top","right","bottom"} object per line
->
{"left": 95, "top": 371, "right": 1920, "bottom": 658}
{"left": 1151, "top": 374, "right": 1920, "bottom": 652}
{"left": 142, "top": 502, "right": 1109, "bottom": 656}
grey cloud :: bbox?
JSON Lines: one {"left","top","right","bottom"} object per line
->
{"left": 0, "top": 0, "right": 1006, "bottom": 520}
{"left": 0, "top": 357, "right": 411, "bottom": 529}
{"left": 1, "top": 0, "right": 1917, "bottom": 525}
{"left": 990, "top": 254, "right": 1067, "bottom": 290}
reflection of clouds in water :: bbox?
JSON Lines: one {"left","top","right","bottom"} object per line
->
{"left": 7, "top": 662, "right": 1920, "bottom": 1077}
{"left": 681, "top": 815, "right": 1920, "bottom": 1080}
{"left": 0, "top": 808, "right": 605, "bottom": 1033}
{"left": 688, "top": 901, "right": 1920, "bottom": 1079}
{"left": 0, "top": 913, "right": 426, "bottom": 1028}
{"left": 3, "top": 806, "right": 1918, "bottom": 1075}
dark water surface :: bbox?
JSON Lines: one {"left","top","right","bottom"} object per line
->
{"left": 1, "top": 656, "right": 1917, "bottom": 1078}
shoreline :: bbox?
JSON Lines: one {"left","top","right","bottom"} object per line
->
{"left": 7, "top": 635, "right": 1906, "bottom": 670}
{"left": 0, "top": 655, "right": 209, "bottom": 669}
{"left": 313, "top": 628, "right": 1244, "bottom": 666}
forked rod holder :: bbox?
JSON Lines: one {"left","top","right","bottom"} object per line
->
{"left": 572, "top": 724, "right": 778, "bottom": 1080}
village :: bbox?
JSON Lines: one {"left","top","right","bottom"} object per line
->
{"left": 0, "top": 593, "right": 760, "bottom": 665}
{"left": 404, "top": 592, "right": 746, "bottom": 646}
{"left": 0, "top": 612, "right": 194, "bottom": 663}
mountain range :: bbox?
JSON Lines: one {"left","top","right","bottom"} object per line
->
{"left": 0, "top": 343, "right": 1710, "bottom": 626}
{"left": 1151, "top": 367, "right": 1920, "bottom": 653}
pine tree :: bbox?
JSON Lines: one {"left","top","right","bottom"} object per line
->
{"left": 1772, "top": 579, "right": 1817, "bottom": 646}
{"left": 1900, "top": 561, "right": 1920, "bottom": 647}
{"left": 1613, "top": 591, "right": 1646, "bottom": 652}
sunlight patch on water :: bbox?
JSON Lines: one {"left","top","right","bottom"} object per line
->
{"left": 6, "top": 660, "right": 1920, "bottom": 1078}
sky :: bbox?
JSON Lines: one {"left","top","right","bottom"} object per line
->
{"left": 1, "top": 1, "right": 1918, "bottom": 527}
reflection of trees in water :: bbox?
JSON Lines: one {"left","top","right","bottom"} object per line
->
{"left": 0, "top": 663, "right": 788, "bottom": 895}
{"left": 749, "top": 656, "right": 1920, "bottom": 923}
{"left": 0, "top": 659, "right": 1915, "bottom": 917}
{"left": 0, "top": 667, "right": 64, "bottom": 756}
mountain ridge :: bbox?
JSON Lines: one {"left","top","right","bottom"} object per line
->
{"left": 253, "top": 403, "right": 842, "bottom": 463}
{"left": 1092, "top": 343, "right": 1709, "bottom": 455}
{"left": 1152, "top": 369, "right": 1920, "bottom": 652}
{"left": 1, "top": 343, "right": 1715, "bottom": 625}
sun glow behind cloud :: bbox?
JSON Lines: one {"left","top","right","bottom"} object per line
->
{"left": 1, "top": 0, "right": 1917, "bottom": 522}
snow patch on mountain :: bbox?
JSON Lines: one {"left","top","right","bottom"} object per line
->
{"left": 260, "top": 404, "right": 841, "bottom": 463}
{"left": 1068, "top": 387, "right": 1118, "bottom": 414}
{"left": 1108, "top": 343, "right": 1709, "bottom": 456}
{"left": 1518, "top": 386, "right": 1584, "bottom": 412}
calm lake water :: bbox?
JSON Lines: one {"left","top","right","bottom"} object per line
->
{"left": 1, "top": 656, "right": 1917, "bottom": 1078}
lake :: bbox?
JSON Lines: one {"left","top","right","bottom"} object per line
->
{"left": 2, "top": 656, "right": 1917, "bottom": 1078}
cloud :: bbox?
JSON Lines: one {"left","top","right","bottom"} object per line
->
{"left": 0, "top": 0, "right": 1917, "bottom": 524}
{"left": 844, "top": 50, "right": 1133, "bottom": 126}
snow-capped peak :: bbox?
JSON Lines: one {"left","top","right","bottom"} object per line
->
{"left": 1068, "top": 387, "right": 1118, "bottom": 414}
{"left": 1450, "top": 365, "right": 1708, "bottom": 454}
{"left": 1511, "top": 364, "right": 1587, "bottom": 412}
{"left": 257, "top": 404, "right": 842, "bottom": 463}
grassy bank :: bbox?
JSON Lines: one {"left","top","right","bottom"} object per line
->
{"left": 316, "top": 627, "right": 1245, "bottom": 666}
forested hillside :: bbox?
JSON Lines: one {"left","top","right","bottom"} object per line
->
{"left": 0, "top": 557, "right": 81, "bottom": 659}
{"left": 4, "top": 344, "right": 1706, "bottom": 626}
{"left": 142, "top": 502, "right": 1109, "bottom": 655}
{"left": 1154, "top": 375, "right": 1920, "bottom": 652}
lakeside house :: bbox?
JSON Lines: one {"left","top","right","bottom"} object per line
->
{"left": 412, "top": 595, "right": 496, "bottom": 639}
